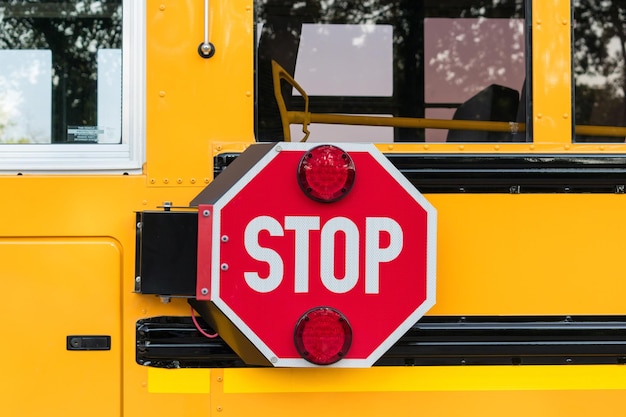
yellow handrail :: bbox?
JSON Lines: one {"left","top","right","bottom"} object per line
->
{"left": 286, "top": 112, "right": 523, "bottom": 134}
{"left": 272, "top": 60, "right": 311, "bottom": 142}
{"left": 271, "top": 60, "right": 626, "bottom": 142}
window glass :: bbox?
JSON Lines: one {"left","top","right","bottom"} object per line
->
{"left": 0, "top": 49, "right": 52, "bottom": 143}
{"left": 424, "top": 17, "right": 525, "bottom": 142}
{"left": 573, "top": 0, "right": 626, "bottom": 142}
{"left": 0, "top": 0, "right": 122, "bottom": 144}
{"left": 0, "top": 0, "right": 142, "bottom": 173}
{"left": 256, "top": 0, "right": 527, "bottom": 143}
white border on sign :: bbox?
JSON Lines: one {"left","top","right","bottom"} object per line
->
{"left": 210, "top": 142, "right": 437, "bottom": 367}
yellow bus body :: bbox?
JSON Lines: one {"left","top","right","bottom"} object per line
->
{"left": 3, "top": 1, "right": 626, "bottom": 416}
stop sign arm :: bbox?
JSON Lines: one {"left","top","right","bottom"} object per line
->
{"left": 191, "top": 144, "right": 283, "bottom": 367}
{"left": 188, "top": 298, "right": 273, "bottom": 366}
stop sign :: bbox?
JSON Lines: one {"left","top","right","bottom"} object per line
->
{"left": 190, "top": 142, "right": 436, "bottom": 367}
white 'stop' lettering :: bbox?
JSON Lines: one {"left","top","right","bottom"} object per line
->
{"left": 241, "top": 215, "right": 403, "bottom": 294}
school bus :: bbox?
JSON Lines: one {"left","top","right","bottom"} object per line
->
{"left": 3, "top": 0, "right": 626, "bottom": 416}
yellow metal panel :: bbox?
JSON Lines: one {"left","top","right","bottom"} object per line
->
{"left": 145, "top": 367, "right": 626, "bottom": 417}
{"left": 223, "top": 366, "right": 626, "bottom": 393}
{"left": 212, "top": 389, "right": 626, "bottom": 417}
{"left": 532, "top": 0, "right": 572, "bottom": 143}
{"left": 146, "top": 0, "right": 254, "bottom": 185}
{"left": 148, "top": 368, "right": 211, "bottom": 394}
{"left": 428, "top": 193, "right": 626, "bottom": 315}
{"left": 0, "top": 175, "right": 205, "bottom": 417}
{"left": 0, "top": 238, "right": 122, "bottom": 417}
{"left": 207, "top": 368, "right": 626, "bottom": 417}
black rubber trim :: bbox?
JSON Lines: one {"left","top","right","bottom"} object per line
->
{"left": 215, "top": 152, "right": 626, "bottom": 194}
{"left": 137, "top": 315, "right": 626, "bottom": 368}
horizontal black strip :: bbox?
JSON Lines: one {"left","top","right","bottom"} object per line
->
{"left": 215, "top": 152, "right": 626, "bottom": 194}
{"left": 386, "top": 154, "right": 626, "bottom": 193}
{"left": 137, "top": 316, "right": 626, "bottom": 368}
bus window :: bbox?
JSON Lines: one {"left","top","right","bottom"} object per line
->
{"left": 573, "top": 0, "right": 626, "bottom": 143}
{"left": 0, "top": 1, "right": 143, "bottom": 173}
{"left": 256, "top": 0, "right": 528, "bottom": 143}
{"left": 0, "top": 1, "right": 122, "bottom": 144}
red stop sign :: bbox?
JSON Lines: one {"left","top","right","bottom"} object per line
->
{"left": 192, "top": 143, "right": 436, "bottom": 367}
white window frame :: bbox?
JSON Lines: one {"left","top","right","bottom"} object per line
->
{"left": 0, "top": 1, "right": 145, "bottom": 174}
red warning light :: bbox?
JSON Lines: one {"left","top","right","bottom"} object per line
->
{"left": 297, "top": 145, "right": 356, "bottom": 203}
{"left": 294, "top": 307, "right": 353, "bottom": 365}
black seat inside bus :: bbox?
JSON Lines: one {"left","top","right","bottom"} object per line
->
{"left": 446, "top": 84, "right": 519, "bottom": 142}
{"left": 512, "top": 80, "right": 528, "bottom": 142}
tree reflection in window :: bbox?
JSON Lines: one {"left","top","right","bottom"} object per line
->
{"left": 574, "top": 0, "right": 626, "bottom": 142}
{"left": 255, "top": 0, "right": 527, "bottom": 143}
{"left": 0, "top": 0, "right": 122, "bottom": 143}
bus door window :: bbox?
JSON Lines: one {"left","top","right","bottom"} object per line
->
{"left": 0, "top": 0, "right": 122, "bottom": 145}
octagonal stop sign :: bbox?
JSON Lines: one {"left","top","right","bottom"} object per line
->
{"left": 189, "top": 142, "right": 436, "bottom": 367}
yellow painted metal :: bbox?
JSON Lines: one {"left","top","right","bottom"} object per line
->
{"left": 2, "top": 1, "right": 626, "bottom": 417}
{"left": 219, "top": 366, "right": 626, "bottom": 393}
{"left": 427, "top": 193, "right": 626, "bottom": 315}
{"left": 144, "top": 366, "right": 626, "bottom": 416}
{"left": 532, "top": 0, "right": 572, "bottom": 144}
{"left": 0, "top": 238, "right": 122, "bottom": 416}
{"left": 148, "top": 368, "right": 212, "bottom": 394}
{"left": 145, "top": 0, "right": 254, "bottom": 185}
{"left": 210, "top": 387, "right": 626, "bottom": 417}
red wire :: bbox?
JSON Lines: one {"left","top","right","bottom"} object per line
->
{"left": 190, "top": 306, "right": 219, "bottom": 338}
